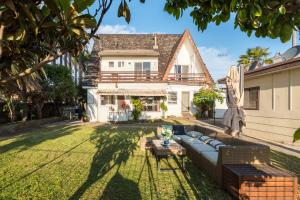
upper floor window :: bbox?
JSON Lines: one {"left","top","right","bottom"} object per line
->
{"left": 244, "top": 87, "right": 259, "bottom": 110}
{"left": 118, "top": 61, "right": 124, "bottom": 68}
{"left": 134, "top": 62, "right": 151, "bottom": 79}
{"left": 109, "top": 61, "right": 114, "bottom": 68}
{"left": 174, "top": 65, "right": 189, "bottom": 80}
{"left": 168, "top": 92, "right": 177, "bottom": 104}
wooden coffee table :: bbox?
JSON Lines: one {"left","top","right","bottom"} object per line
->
{"left": 151, "top": 139, "right": 186, "bottom": 171}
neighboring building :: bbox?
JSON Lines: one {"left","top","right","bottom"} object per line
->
{"left": 243, "top": 57, "right": 300, "bottom": 147}
{"left": 83, "top": 30, "right": 213, "bottom": 122}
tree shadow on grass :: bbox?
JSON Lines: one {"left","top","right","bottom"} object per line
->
{"left": 69, "top": 125, "right": 148, "bottom": 200}
{"left": 100, "top": 172, "right": 142, "bottom": 200}
{"left": 0, "top": 125, "right": 80, "bottom": 154}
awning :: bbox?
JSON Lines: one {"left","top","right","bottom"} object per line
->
{"left": 97, "top": 89, "right": 166, "bottom": 96}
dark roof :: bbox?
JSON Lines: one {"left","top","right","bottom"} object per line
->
{"left": 245, "top": 57, "right": 300, "bottom": 78}
{"left": 83, "top": 33, "right": 182, "bottom": 86}
{"left": 218, "top": 57, "right": 300, "bottom": 84}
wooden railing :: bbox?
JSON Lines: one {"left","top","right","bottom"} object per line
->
{"left": 98, "top": 71, "right": 206, "bottom": 84}
{"left": 99, "top": 71, "right": 163, "bottom": 82}
{"left": 167, "top": 73, "right": 207, "bottom": 83}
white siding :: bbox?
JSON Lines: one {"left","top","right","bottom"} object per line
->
{"left": 169, "top": 38, "right": 203, "bottom": 74}
{"left": 100, "top": 57, "right": 158, "bottom": 72}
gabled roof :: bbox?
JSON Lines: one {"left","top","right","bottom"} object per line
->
{"left": 162, "top": 30, "right": 213, "bottom": 84}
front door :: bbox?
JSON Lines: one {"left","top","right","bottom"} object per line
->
{"left": 181, "top": 92, "right": 190, "bottom": 112}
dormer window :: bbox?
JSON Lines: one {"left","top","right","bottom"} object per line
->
{"left": 109, "top": 61, "right": 114, "bottom": 68}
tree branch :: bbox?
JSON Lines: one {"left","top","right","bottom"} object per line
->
{"left": 0, "top": 50, "right": 67, "bottom": 84}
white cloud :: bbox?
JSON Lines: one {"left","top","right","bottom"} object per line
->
{"left": 198, "top": 46, "right": 236, "bottom": 81}
{"left": 96, "top": 24, "right": 139, "bottom": 34}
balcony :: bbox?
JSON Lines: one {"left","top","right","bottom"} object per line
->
{"left": 98, "top": 71, "right": 207, "bottom": 84}
{"left": 99, "top": 71, "right": 163, "bottom": 82}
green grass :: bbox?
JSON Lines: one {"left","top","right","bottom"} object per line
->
{"left": 0, "top": 123, "right": 229, "bottom": 200}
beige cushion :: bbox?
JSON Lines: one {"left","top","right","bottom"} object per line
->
{"left": 201, "top": 151, "right": 219, "bottom": 166}
{"left": 186, "top": 131, "right": 203, "bottom": 138}
{"left": 190, "top": 142, "right": 216, "bottom": 153}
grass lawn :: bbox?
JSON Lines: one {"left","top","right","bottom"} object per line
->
{"left": 0, "top": 122, "right": 299, "bottom": 200}
{"left": 0, "top": 122, "right": 229, "bottom": 200}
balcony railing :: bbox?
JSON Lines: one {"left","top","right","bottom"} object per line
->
{"left": 98, "top": 71, "right": 207, "bottom": 84}
{"left": 167, "top": 73, "right": 207, "bottom": 83}
{"left": 99, "top": 71, "right": 163, "bottom": 82}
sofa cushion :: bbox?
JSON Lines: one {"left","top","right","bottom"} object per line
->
{"left": 199, "top": 135, "right": 214, "bottom": 144}
{"left": 208, "top": 139, "right": 223, "bottom": 148}
{"left": 172, "top": 125, "right": 186, "bottom": 135}
{"left": 186, "top": 131, "right": 203, "bottom": 138}
{"left": 201, "top": 151, "right": 219, "bottom": 166}
{"left": 190, "top": 142, "right": 216, "bottom": 153}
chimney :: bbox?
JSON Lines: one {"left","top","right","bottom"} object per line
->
{"left": 292, "top": 30, "right": 297, "bottom": 47}
{"left": 153, "top": 33, "right": 158, "bottom": 49}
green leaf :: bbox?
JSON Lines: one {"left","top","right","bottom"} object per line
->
{"left": 72, "top": 15, "right": 96, "bottom": 28}
{"left": 293, "top": 128, "right": 300, "bottom": 142}
{"left": 57, "top": 0, "right": 71, "bottom": 13}
{"left": 251, "top": 4, "right": 262, "bottom": 17}
{"left": 279, "top": 5, "right": 286, "bottom": 15}
{"left": 73, "top": 0, "right": 95, "bottom": 13}
{"left": 280, "top": 23, "right": 293, "bottom": 42}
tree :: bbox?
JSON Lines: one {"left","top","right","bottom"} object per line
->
{"left": 164, "top": 0, "right": 300, "bottom": 42}
{"left": 32, "top": 64, "right": 76, "bottom": 119}
{"left": 193, "top": 87, "right": 223, "bottom": 118}
{"left": 238, "top": 47, "right": 273, "bottom": 69}
{"left": 0, "top": 0, "right": 144, "bottom": 88}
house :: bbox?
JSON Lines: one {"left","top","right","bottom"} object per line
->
{"left": 218, "top": 53, "right": 300, "bottom": 147}
{"left": 243, "top": 57, "right": 300, "bottom": 147}
{"left": 82, "top": 30, "right": 213, "bottom": 122}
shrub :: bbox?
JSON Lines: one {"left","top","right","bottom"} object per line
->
{"left": 193, "top": 88, "right": 223, "bottom": 118}
{"left": 131, "top": 98, "right": 144, "bottom": 121}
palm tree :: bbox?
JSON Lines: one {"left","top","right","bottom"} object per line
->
{"left": 238, "top": 47, "right": 273, "bottom": 69}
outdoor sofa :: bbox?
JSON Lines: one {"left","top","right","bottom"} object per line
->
{"left": 157, "top": 125, "right": 270, "bottom": 185}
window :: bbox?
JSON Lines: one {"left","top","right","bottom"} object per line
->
{"left": 139, "top": 97, "right": 160, "bottom": 111}
{"left": 101, "top": 95, "right": 115, "bottom": 105}
{"left": 118, "top": 61, "right": 124, "bottom": 68}
{"left": 134, "top": 62, "right": 151, "bottom": 79}
{"left": 244, "top": 87, "right": 259, "bottom": 110}
{"left": 168, "top": 92, "right": 177, "bottom": 104}
{"left": 109, "top": 61, "right": 114, "bottom": 68}
{"left": 174, "top": 65, "right": 189, "bottom": 80}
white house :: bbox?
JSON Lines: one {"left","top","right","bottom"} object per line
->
{"left": 83, "top": 30, "right": 214, "bottom": 122}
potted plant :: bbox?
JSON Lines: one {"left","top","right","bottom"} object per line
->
{"left": 161, "top": 126, "right": 172, "bottom": 146}
{"left": 160, "top": 102, "right": 168, "bottom": 119}
{"left": 82, "top": 111, "right": 89, "bottom": 122}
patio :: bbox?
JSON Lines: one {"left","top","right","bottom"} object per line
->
{"left": 0, "top": 120, "right": 299, "bottom": 199}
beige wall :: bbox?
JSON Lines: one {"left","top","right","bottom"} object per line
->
{"left": 244, "top": 67, "right": 300, "bottom": 147}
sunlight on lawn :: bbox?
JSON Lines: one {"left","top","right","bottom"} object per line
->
{"left": 0, "top": 123, "right": 228, "bottom": 200}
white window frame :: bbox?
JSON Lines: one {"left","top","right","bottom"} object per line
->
{"left": 168, "top": 92, "right": 177, "bottom": 104}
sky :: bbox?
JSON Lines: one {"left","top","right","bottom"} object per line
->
{"left": 90, "top": 1, "right": 296, "bottom": 80}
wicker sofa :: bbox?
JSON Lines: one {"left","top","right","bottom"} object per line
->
{"left": 157, "top": 125, "right": 270, "bottom": 185}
